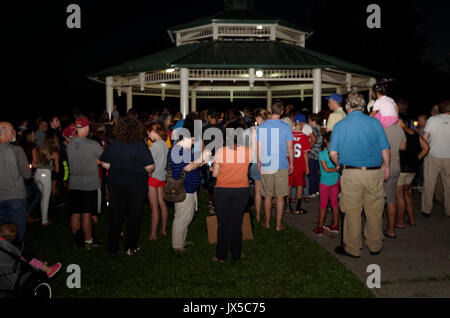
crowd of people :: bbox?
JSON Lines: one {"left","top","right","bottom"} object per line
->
{"left": 0, "top": 84, "right": 449, "bottom": 265}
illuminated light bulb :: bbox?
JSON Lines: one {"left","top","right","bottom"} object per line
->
{"left": 256, "top": 25, "right": 263, "bottom": 30}
{"left": 414, "top": 121, "right": 418, "bottom": 127}
{"left": 165, "top": 68, "right": 175, "bottom": 73}
{"left": 161, "top": 83, "right": 167, "bottom": 87}
{"left": 255, "top": 70, "right": 264, "bottom": 78}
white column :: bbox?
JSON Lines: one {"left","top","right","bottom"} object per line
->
{"left": 312, "top": 68, "right": 322, "bottom": 114}
{"left": 368, "top": 77, "right": 376, "bottom": 100}
{"left": 180, "top": 68, "right": 189, "bottom": 119}
{"left": 270, "top": 26, "right": 276, "bottom": 41}
{"left": 191, "top": 90, "right": 197, "bottom": 112}
{"left": 126, "top": 87, "right": 133, "bottom": 113}
{"left": 266, "top": 88, "right": 272, "bottom": 111}
{"left": 346, "top": 73, "right": 352, "bottom": 92}
{"left": 106, "top": 76, "right": 114, "bottom": 119}
{"left": 213, "top": 24, "right": 218, "bottom": 40}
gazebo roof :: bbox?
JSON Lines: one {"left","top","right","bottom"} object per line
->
{"left": 167, "top": 9, "right": 313, "bottom": 34}
{"left": 91, "top": 40, "right": 386, "bottom": 78}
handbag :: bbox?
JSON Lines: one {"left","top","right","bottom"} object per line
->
{"left": 163, "top": 157, "right": 186, "bottom": 203}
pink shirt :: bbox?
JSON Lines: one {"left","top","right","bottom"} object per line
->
{"left": 373, "top": 95, "right": 397, "bottom": 117}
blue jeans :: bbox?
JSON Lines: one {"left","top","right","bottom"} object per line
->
{"left": 0, "top": 199, "right": 27, "bottom": 242}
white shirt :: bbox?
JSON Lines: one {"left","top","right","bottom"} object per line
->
{"left": 424, "top": 114, "right": 450, "bottom": 158}
{"left": 373, "top": 95, "right": 397, "bottom": 117}
{"left": 302, "top": 123, "right": 313, "bottom": 135}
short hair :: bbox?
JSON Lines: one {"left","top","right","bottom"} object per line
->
{"left": 439, "top": 100, "right": 450, "bottom": 113}
{"left": 182, "top": 117, "right": 196, "bottom": 137}
{"left": 127, "top": 108, "right": 138, "bottom": 118}
{"left": 207, "top": 109, "right": 220, "bottom": 120}
{"left": 346, "top": 92, "right": 366, "bottom": 112}
{"left": 309, "top": 113, "right": 321, "bottom": 125}
{"left": 0, "top": 223, "right": 18, "bottom": 242}
{"left": 271, "top": 100, "right": 284, "bottom": 115}
{"left": 252, "top": 108, "right": 266, "bottom": 121}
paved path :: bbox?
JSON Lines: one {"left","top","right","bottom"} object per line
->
{"left": 282, "top": 190, "right": 450, "bottom": 298}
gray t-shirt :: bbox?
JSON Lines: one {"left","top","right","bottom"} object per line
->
{"left": 150, "top": 139, "right": 169, "bottom": 181}
{"left": 0, "top": 143, "right": 31, "bottom": 201}
{"left": 385, "top": 124, "right": 406, "bottom": 173}
{"left": 67, "top": 137, "right": 102, "bottom": 191}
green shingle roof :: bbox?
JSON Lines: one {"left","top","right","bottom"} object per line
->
{"left": 91, "top": 40, "right": 386, "bottom": 78}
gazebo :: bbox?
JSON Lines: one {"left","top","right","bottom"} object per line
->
{"left": 90, "top": 0, "right": 386, "bottom": 118}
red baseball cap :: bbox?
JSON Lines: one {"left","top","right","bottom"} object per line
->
{"left": 75, "top": 117, "right": 90, "bottom": 128}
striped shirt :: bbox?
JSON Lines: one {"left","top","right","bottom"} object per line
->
{"left": 168, "top": 145, "right": 201, "bottom": 193}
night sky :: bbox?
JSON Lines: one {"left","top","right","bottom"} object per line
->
{"left": 2, "top": 0, "right": 449, "bottom": 124}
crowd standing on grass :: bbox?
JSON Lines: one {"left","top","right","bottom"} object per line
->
{"left": 0, "top": 87, "right": 449, "bottom": 264}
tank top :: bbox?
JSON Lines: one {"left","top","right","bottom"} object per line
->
{"left": 399, "top": 132, "right": 420, "bottom": 173}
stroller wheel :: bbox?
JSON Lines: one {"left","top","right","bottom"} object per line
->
{"left": 33, "top": 282, "right": 52, "bottom": 298}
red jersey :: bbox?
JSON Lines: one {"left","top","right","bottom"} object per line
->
{"left": 289, "top": 131, "right": 311, "bottom": 173}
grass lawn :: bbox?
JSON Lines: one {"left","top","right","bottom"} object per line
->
{"left": 24, "top": 190, "right": 374, "bottom": 298}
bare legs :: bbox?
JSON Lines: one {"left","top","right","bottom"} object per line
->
{"left": 70, "top": 213, "right": 93, "bottom": 241}
{"left": 396, "top": 184, "right": 416, "bottom": 226}
{"left": 386, "top": 203, "right": 397, "bottom": 237}
{"left": 254, "top": 180, "right": 262, "bottom": 222}
{"left": 263, "top": 196, "right": 285, "bottom": 231}
{"left": 148, "top": 186, "right": 168, "bottom": 240}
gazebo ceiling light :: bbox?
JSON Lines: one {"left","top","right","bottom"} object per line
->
{"left": 165, "top": 68, "right": 176, "bottom": 73}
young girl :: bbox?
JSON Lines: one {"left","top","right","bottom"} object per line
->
{"left": 34, "top": 134, "right": 60, "bottom": 226}
{"left": 370, "top": 83, "right": 398, "bottom": 129}
{"left": 0, "top": 224, "right": 61, "bottom": 279}
{"left": 313, "top": 132, "right": 340, "bottom": 236}
{"left": 146, "top": 123, "right": 169, "bottom": 240}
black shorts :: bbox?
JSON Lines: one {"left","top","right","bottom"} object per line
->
{"left": 68, "top": 189, "right": 98, "bottom": 214}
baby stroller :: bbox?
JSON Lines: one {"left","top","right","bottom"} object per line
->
{"left": 0, "top": 239, "right": 52, "bottom": 298}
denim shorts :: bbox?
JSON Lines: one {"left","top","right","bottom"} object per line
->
{"left": 249, "top": 163, "right": 261, "bottom": 181}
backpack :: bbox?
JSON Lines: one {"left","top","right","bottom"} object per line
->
{"left": 163, "top": 156, "right": 186, "bottom": 203}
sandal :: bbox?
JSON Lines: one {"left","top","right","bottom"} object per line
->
{"left": 394, "top": 224, "right": 406, "bottom": 229}
{"left": 407, "top": 220, "right": 417, "bottom": 227}
{"left": 292, "top": 209, "right": 308, "bottom": 215}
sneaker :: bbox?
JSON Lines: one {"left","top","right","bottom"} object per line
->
{"left": 125, "top": 247, "right": 142, "bottom": 256}
{"left": 324, "top": 224, "right": 339, "bottom": 233}
{"left": 313, "top": 227, "right": 324, "bottom": 236}
{"left": 47, "top": 263, "right": 62, "bottom": 278}
{"left": 85, "top": 240, "right": 100, "bottom": 250}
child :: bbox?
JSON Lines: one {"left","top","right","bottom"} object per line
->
{"left": 370, "top": 83, "right": 398, "bottom": 129}
{"left": 313, "top": 132, "right": 340, "bottom": 236}
{"left": 0, "top": 224, "right": 61, "bottom": 278}
{"left": 146, "top": 123, "right": 169, "bottom": 240}
{"left": 287, "top": 114, "right": 311, "bottom": 215}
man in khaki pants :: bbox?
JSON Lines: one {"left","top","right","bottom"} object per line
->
{"left": 329, "top": 93, "right": 391, "bottom": 258}
{"left": 422, "top": 100, "right": 450, "bottom": 217}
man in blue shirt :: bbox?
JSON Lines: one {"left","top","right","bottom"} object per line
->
{"left": 257, "top": 101, "right": 294, "bottom": 231}
{"left": 329, "top": 92, "right": 391, "bottom": 258}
